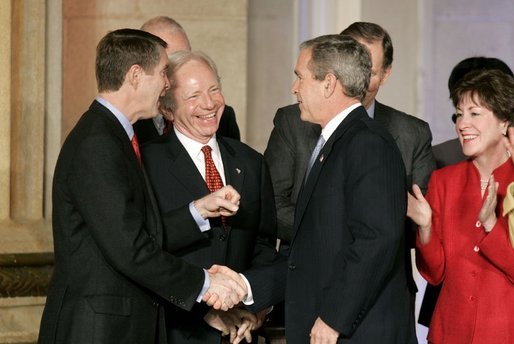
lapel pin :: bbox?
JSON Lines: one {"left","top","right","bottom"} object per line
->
{"left": 236, "top": 168, "right": 241, "bottom": 174}
{"left": 319, "top": 154, "right": 324, "bottom": 162}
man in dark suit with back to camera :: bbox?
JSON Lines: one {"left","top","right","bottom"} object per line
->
{"left": 38, "top": 28, "right": 248, "bottom": 344}
{"left": 134, "top": 16, "right": 240, "bottom": 144}
{"left": 285, "top": 34, "right": 416, "bottom": 343}
{"left": 265, "top": 21, "right": 435, "bottom": 246}
{"left": 141, "top": 50, "right": 285, "bottom": 344}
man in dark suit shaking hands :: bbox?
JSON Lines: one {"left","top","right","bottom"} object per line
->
{"left": 285, "top": 35, "right": 416, "bottom": 343}
{"left": 38, "top": 29, "right": 248, "bottom": 344}
{"left": 141, "top": 51, "right": 284, "bottom": 343}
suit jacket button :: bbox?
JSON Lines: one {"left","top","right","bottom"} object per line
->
{"left": 288, "top": 264, "right": 296, "bottom": 270}
{"left": 152, "top": 301, "right": 159, "bottom": 307}
{"left": 219, "top": 234, "right": 226, "bottom": 241}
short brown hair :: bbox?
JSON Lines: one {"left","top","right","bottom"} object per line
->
{"left": 96, "top": 28, "right": 167, "bottom": 92}
{"left": 451, "top": 69, "right": 514, "bottom": 124}
{"left": 341, "top": 22, "right": 393, "bottom": 71}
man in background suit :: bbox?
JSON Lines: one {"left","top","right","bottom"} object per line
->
{"left": 285, "top": 34, "right": 416, "bottom": 343}
{"left": 418, "top": 56, "right": 514, "bottom": 328}
{"left": 134, "top": 16, "right": 240, "bottom": 144}
{"left": 38, "top": 29, "right": 248, "bottom": 344}
{"left": 142, "top": 51, "right": 285, "bottom": 344}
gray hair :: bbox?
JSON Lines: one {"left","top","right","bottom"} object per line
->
{"left": 160, "top": 51, "right": 221, "bottom": 112}
{"left": 300, "top": 34, "right": 371, "bottom": 101}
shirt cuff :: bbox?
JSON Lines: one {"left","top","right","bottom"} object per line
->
{"left": 189, "top": 202, "right": 211, "bottom": 232}
{"left": 239, "top": 273, "right": 254, "bottom": 305}
{"left": 196, "top": 269, "right": 210, "bottom": 303}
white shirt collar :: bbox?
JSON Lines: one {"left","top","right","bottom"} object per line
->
{"left": 321, "top": 102, "right": 361, "bottom": 142}
{"left": 174, "top": 128, "right": 225, "bottom": 183}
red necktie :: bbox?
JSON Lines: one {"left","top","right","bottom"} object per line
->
{"left": 131, "top": 134, "right": 142, "bottom": 165}
{"left": 201, "top": 145, "right": 227, "bottom": 228}
{"left": 163, "top": 119, "right": 172, "bottom": 134}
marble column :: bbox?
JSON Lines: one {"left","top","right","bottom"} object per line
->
{"left": 0, "top": 1, "right": 55, "bottom": 343}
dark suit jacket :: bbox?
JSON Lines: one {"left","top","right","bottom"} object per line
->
{"left": 373, "top": 101, "right": 436, "bottom": 193}
{"left": 141, "top": 130, "right": 285, "bottom": 344}
{"left": 285, "top": 106, "right": 416, "bottom": 343}
{"left": 134, "top": 105, "right": 240, "bottom": 145}
{"left": 264, "top": 102, "right": 436, "bottom": 244}
{"left": 263, "top": 104, "right": 321, "bottom": 243}
{"left": 38, "top": 101, "right": 205, "bottom": 344}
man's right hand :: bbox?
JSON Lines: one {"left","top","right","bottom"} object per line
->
{"left": 193, "top": 185, "right": 240, "bottom": 219}
{"left": 204, "top": 265, "right": 247, "bottom": 311}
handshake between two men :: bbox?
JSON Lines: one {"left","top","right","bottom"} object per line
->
{"left": 193, "top": 185, "right": 271, "bottom": 343}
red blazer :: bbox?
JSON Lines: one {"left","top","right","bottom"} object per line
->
{"left": 416, "top": 159, "right": 514, "bottom": 344}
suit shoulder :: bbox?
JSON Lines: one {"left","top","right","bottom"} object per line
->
{"left": 274, "top": 103, "right": 300, "bottom": 121}
{"left": 377, "top": 102, "right": 430, "bottom": 129}
{"left": 140, "top": 132, "right": 168, "bottom": 150}
{"left": 220, "top": 137, "right": 263, "bottom": 160}
{"left": 223, "top": 105, "right": 236, "bottom": 117}
{"left": 429, "top": 161, "right": 470, "bottom": 190}
{"left": 433, "top": 160, "right": 468, "bottom": 177}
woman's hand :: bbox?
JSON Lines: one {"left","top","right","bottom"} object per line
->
{"left": 407, "top": 184, "right": 433, "bottom": 244}
{"left": 478, "top": 175, "right": 498, "bottom": 232}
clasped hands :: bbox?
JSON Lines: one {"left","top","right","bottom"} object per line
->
{"left": 202, "top": 265, "right": 266, "bottom": 343}
{"left": 195, "top": 186, "right": 265, "bottom": 342}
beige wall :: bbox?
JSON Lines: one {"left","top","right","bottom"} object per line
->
{"left": 63, "top": 0, "right": 248, "bottom": 140}
{"left": 362, "top": 0, "right": 419, "bottom": 118}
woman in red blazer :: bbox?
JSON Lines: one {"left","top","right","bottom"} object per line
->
{"left": 408, "top": 69, "right": 514, "bottom": 344}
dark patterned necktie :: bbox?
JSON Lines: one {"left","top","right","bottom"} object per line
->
{"left": 131, "top": 134, "right": 142, "bottom": 165}
{"left": 201, "top": 145, "right": 227, "bottom": 228}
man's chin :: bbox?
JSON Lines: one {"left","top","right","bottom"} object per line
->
{"left": 299, "top": 111, "right": 309, "bottom": 122}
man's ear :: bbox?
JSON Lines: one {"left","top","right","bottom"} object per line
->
{"left": 162, "top": 107, "right": 174, "bottom": 122}
{"left": 380, "top": 66, "right": 392, "bottom": 86}
{"left": 324, "top": 73, "right": 337, "bottom": 97}
{"left": 126, "top": 64, "right": 143, "bottom": 89}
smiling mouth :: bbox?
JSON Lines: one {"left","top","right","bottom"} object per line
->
{"left": 197, "top": 113, "right": 216, "bottom": 120}
{"left": 461, "top": 134, "right": 478, "bottom": 142}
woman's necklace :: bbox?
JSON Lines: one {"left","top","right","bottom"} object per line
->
{"left": 480, "top": 179, "right": 489, "bottom": 191}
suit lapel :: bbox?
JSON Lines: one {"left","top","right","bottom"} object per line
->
{"left": 292, "top": 107, "right": 369, "bottom": 243}
{"left": 218, "top": 137, "right": 244, "bottom": 192}
{"left": 166, "top": 131, "right": 210, "bottom": 198}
